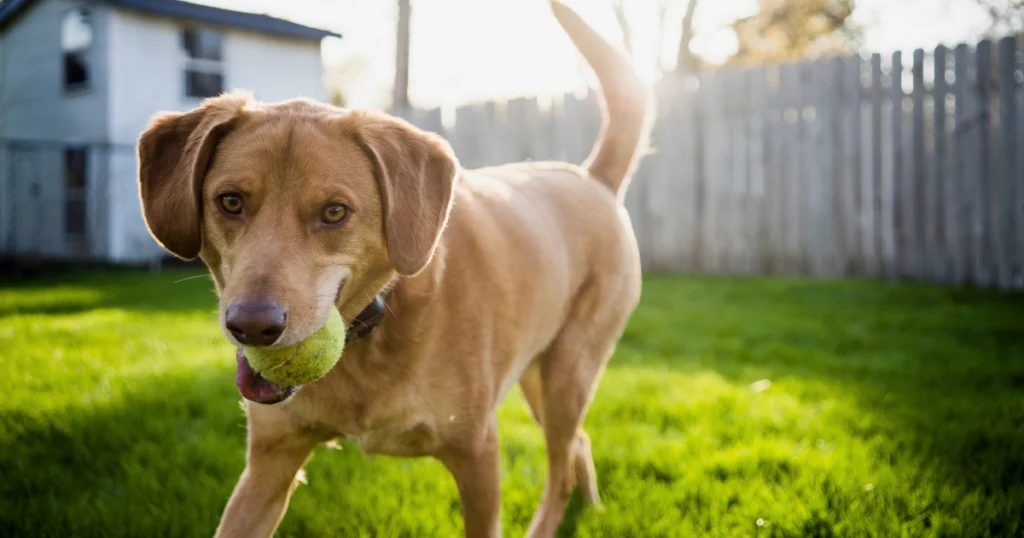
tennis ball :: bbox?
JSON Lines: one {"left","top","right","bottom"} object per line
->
{"left": 242, "top": 307, "right": 345, "bottom": 386}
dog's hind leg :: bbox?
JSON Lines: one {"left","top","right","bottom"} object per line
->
{"left": 520, "top": 366, "right": 600, "bottom": 507}
{"left": 524, "top": 277, "right": 636, "bottom": 538}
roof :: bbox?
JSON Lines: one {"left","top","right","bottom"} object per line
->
{"left": 0, "top": 0, "right": 341, "bottom": 41}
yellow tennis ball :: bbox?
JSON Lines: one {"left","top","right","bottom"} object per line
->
{"left": 242, "top": 307, "right": 345, "bottom": 386}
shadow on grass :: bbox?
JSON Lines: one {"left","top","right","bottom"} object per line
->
{"left": 555, "top": 491, "right": 590, "bottom": 538}
{"left": 0, "top": 368, "right": 246, "bottom": 537}
{"left": 0, "top": 269, "right": 217, "bottom": 317}
{"left": 0, "top": 367, "right": 468, "bottom": 538}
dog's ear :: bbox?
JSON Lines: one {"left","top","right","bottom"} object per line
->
{"left": 136, "top": 93, "right": 249, "bottom": 260}
{"left": 356, "top": 113, "right": 459, "bottom": 276}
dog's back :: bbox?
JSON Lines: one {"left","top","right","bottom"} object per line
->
{"left": 416, "top": 0, "right": 655, "bottom": 432}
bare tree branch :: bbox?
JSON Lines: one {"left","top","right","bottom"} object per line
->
{"left": 973, "top": 0, "right": 1024, "bottom": 37}
{"left": 611, "top": 0, "right": 633, "bottom": 55}
{"left": 675, "top": 0, "right": 699, "bottom": 73}
{"left": 393, "top": 0, "right": 411, "bottom": 111}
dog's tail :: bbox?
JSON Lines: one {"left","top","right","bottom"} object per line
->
{"left": 550, "top": 1, "right": 654, "bottom": 198}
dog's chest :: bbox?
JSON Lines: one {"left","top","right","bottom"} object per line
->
{"left": 353, "top": 416, "right": 441, "bottom": 456}
{"left": 329, "top": 408, "right": 443, "bottom": 457}
{"left": 288, "top": 380, "right": 444, "bottom": 457}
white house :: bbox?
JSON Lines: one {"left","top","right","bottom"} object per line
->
{"left": 0, "top": 0, "right": 339, "bottom": 263}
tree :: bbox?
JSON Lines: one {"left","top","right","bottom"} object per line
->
{"left": 393, "top": 0, "right": 411, "bottom": 111}
{"left": 611, "top": 0, "right": 702, "bottom": 75}
{"left": 674, "top": 0, "right": 699, "bottom": 73}
{"left": 972, "top": 0, "right": 1024, "bottom": 38}
{"left": 611, "top": 0, "right": 633, "bottom": 55}
{"left": 728, "top": 0, "right": 859, "bottom": 65}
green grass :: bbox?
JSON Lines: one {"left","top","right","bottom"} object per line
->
{"left": 1, "top": 270, "right": 1023, "bottom": 537}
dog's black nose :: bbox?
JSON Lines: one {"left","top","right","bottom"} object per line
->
{"left": 225, "top": 301, "right": 287, "bottom": 346}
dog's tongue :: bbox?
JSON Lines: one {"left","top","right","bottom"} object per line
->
{"left": 235, "top": 349, "right": 296, "bottom": 405}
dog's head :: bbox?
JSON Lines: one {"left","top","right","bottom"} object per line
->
{"left": 137, "top": 92, "right": 457, "bottom": 350}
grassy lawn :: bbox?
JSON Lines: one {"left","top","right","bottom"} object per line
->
{"left": 1, "top": 269, "right": 1023, "bottom": 537}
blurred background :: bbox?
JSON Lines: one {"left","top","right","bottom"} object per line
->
{"left": 1, "top": 0, "right": 1023, "bottom": 536}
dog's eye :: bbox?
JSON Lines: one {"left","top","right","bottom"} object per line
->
{"left": 321, "top": 204, "right": 349, "bottom": 225}
{"left": 218, "top": 194, "right": 243, "bottom": 215}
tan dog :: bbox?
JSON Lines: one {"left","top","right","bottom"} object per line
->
{"left": 136, "top": 3, "right": 652, "bottom": 537}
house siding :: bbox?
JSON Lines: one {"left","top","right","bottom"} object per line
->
{"left": 106, "top": 9, "right": 326, "bottom": 261}
{"left": 0, "top": 0, "right": 112, "bottom": 258}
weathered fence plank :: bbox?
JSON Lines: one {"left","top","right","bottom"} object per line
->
{"left": 911, "top": 49, "right": 926, "bottom": 280}
{"left": 996, "top": 37, "right": 1017, "bottom": 288}
{"left": 749, "top": 66, "right": 769, "bottom": 275}
{"left": 645, "top": 80, "right": 684, "bottom": 271}
{"left": 766, "top": 65, "right": 786, "bottom": 274}
{"left": 880, "top": 53, "right": 897, "bottom": 279}
{"left": 780, "top": 62, "right": 803, "bottom": 275}
{"left": 954, "top": 44, "right": 973, "bottom": 285}
{"left": 1018, "top": 39, "right": 1024, "bottom": 288}
{"left": 868, "top": 53, "right": 885, "bottom": 277}
{"left": 713, "top": 71, "right": 733, "bottom": 273}
{"left": 678, "top": 80, "right": 702, "bottom": 271}
{"left": 932, "top": 46, "right": 951, "bottom": 283}
{"left": 976, "top": 40, "right": 994, "bottom": 286}
{"left": 841, "top": 55, "right": 863, "bottom": 275}
{"left": 820, "top": 57, "right": 842, "bottom": 276}
{"left": 699, "top": 72, "right": 725, "bottom": 272}
{"left": 797, "top": 61, "right": 814, "bottom": 275}
{"left": 730, "top": 69, "right": 751, "bottom": 274}
{"left": 891, "top": 51, "right": 905, "bottom": 279}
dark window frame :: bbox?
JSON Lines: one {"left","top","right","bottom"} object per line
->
{"left": 184, "top": 70, "right": 224, "bottom": 99}
{"left": 64, "top": 147, "right": 88, "bottom": 237}
{"left": 60, "top": 7, "right": 93, "bottom": 93}
{"left": 182, "top": 28, "right": 224, "bottom": 61}
{"left": 182, "top": 27, "right": 225, "bottom": 98}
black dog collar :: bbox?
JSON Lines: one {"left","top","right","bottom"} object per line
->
{"left": 346, "top": 294, "right": 387, "bottom": 343}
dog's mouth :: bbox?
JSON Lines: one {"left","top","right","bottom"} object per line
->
{"left": 235, "top": 349, "right": 297, "bottom": 405}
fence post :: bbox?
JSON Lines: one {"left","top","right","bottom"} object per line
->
{"left": 954, "top": 44, "right": 975, "bottom": 285}
{"left": 819, "top": 58, "right": 843, "bottom": 277}
{"left": 779, "top": 62, "right": 802, "bottom": 275}
{"left": 1017, "top": 37, "right": 1024, "bottom": 289}
{"left": 729, "top": 68, "right": 751, "bottom": 274}
{"left": 842, "top": 55, "right": 863, "bottom": 276}
{"left": 763, "top": 65, "right": 784, "bottom": 274}
{"left": 995, "top": 37, "right": 1018, "bottom": 288}
{"left": 911, "top": 49, "right": 926, "bottom": 281}
{"left": 749, "top": 66, "right": 769, "bottom": 275}
{"left": 885, "top": 51, "right": 902, "bottom": 280}
{"left": 931, "top": 45, "right": 951, "bottom": 284}
{"left": 867, "top": 53, "right": 884, "bottom": 278}
{"left": 699, "top": 71, "right": 725, "bottom": 273}
{"left": 975, "top": 40, "right": 994, "bottom": 286}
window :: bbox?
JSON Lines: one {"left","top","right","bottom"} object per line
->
{"left": 61, "top": 8, "right": 92, "bottom": 90}
{"left": 64, "top": 148, "right": 88, "bottom": 236}
{"left": 182, "top": 28, "right": 223, "bottom": 61}
{"left": 182, "top": 28, "right": 224, "bottom": 98}
{"left": 185, "top": 71, "right": 224, "bottom": 98}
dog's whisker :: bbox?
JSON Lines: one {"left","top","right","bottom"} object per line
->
{"left": 173, "top": 273, "right": 210, "bottom": 284}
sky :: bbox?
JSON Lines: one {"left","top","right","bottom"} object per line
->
{"left": 193, "top": 0, "right": 1004, "bottom": 110}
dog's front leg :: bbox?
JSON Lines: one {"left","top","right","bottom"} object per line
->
{"left": 214, "top": 406, "right": 320, "bottom": 538}
{"left": 438, "top": 422, "right": 503, "bottom": 538}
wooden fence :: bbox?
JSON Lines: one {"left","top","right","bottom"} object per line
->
{"left": 402, "top": 37, "right": 1024, "bottom": 289}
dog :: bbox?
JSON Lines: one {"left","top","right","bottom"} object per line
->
{"left": 136, "top": 2, "right": 652, "bottom": 536}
